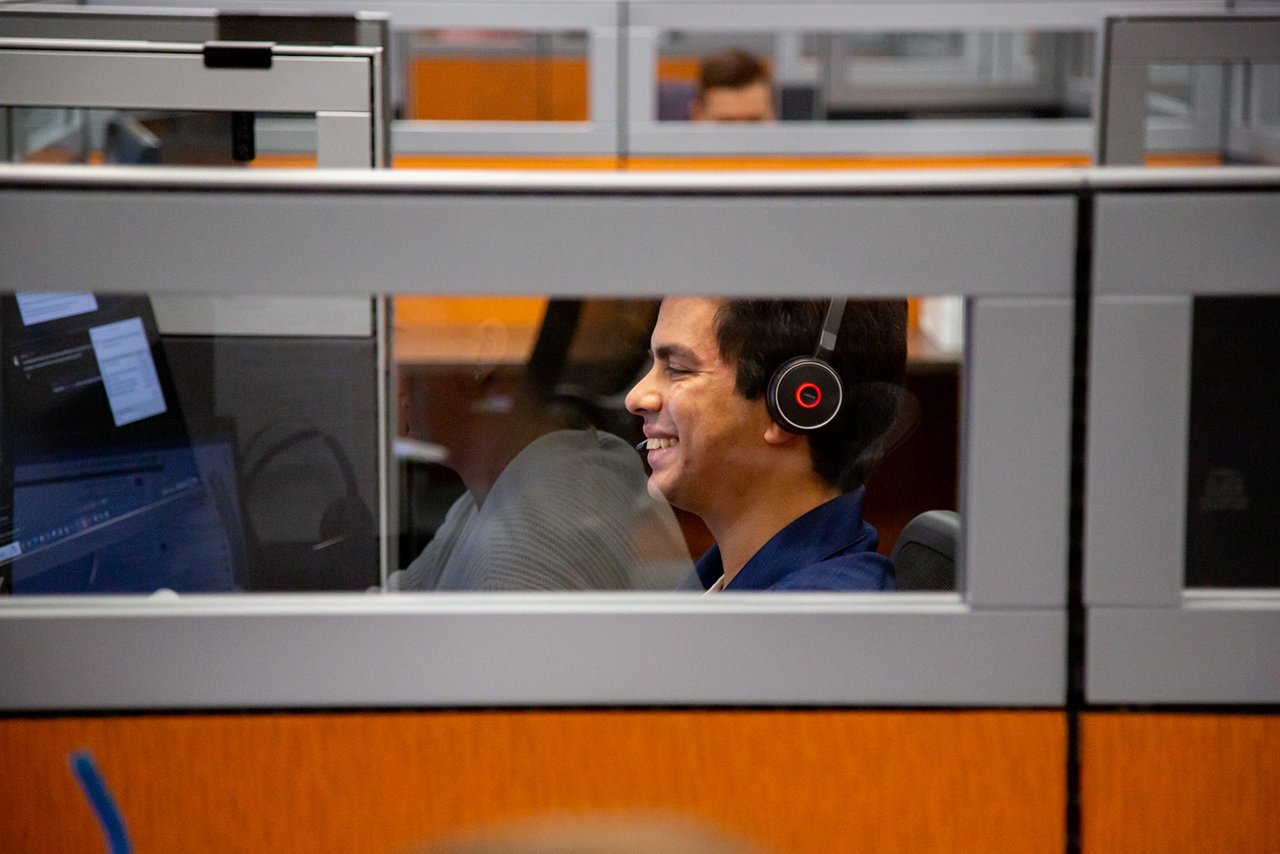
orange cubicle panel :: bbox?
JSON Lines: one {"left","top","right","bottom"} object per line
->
{"left": 1082, "top": 713, "right": 1280, "bottom": 854}
{"left": 0, "top": 710, "right": 1066, "bottom": 854}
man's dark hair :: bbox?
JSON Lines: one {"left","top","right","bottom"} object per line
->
{"left": 697, "top": 48, "right": 771, "bottom": 100}
{"left": 713, "top": 299, "right": 908, "bottom": 491}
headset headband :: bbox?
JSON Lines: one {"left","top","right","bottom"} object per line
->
{"left": 814, "top": 297, "right": 846, "bottom": 361}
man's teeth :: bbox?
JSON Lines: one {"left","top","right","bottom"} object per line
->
{"left": 645, "top": 437, "right": 679, "bottom": 450}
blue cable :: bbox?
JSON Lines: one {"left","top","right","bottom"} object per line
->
{"left": 68, "top": 750, "right": 133, "bottom": 854}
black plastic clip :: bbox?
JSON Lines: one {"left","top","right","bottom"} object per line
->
{"left": 202, "top": 41, "right": 274, "bottom": 70}
{"left": 231, "top": 112, "right": 256, "bottom": 162}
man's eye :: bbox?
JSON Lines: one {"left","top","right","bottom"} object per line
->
{"left": 666, "top": 366, "right": 691, "bottom": 377}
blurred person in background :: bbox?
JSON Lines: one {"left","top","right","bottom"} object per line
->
{"left": 690, "top": 48, "right": 776, "bottom": 123}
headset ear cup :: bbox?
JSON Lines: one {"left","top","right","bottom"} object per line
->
{"left": 767, "top": 357, "right": 844, "bottom": 433}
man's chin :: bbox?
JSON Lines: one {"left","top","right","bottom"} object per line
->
{"left": 646, "top": 474, "right": 688, "bottom": 508}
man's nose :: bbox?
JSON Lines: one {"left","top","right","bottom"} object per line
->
{"left": 625, "top": 370, "right": 661, "bottom": 415}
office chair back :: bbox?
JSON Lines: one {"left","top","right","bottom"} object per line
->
{"left": 890, "top": 509, "right": 959, "bottom": 591}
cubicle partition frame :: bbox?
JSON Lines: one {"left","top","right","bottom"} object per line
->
{"left": 1096, "top": 15, "right": 1280, "bottom": 166}
{"left": 0, "top": 165, "right": 1075, "bottom": 711}
{"left": 73, "top": 0, "right": 1233, "bottom": 160}
{"left": 0, "top": 3, "right": 395, "bottom": 178}
{"left": 625, "top": 0, "right": 1227, "bottom": 157}
{"left": 103, "top": 0, "right": 627, "bottom": 157}
{"left": 1084, "top": 167, "right": 1280, "bottom": 704}
{"left": 0, "top": 35, "right": 386, "bottom": 168}
{"left": 0, "top": 32, "right": 396, "bottom": 594}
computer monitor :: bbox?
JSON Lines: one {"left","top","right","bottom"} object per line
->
{"left": 0, "top": 293, "right": 240, "bottom": 593}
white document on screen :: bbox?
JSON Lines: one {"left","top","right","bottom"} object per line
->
{"left": 88, "top": 317, "right": 167, "bottom": 427}
{"left": 14, "top": 292, "right": 98, "bottom": 326}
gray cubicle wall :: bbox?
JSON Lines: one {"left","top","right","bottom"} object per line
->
{"left": 1096, "top": 16, "right": 1280, "bottom": 166}
{"left": 73, "top": 0, "right": 1236, "bottom": 159}
{"left": 0, "top": 4, "right": 394, "bottom": 164}
{"left": 0, "top": 166, "right": 1075, "bottom": 710}
{"left": 625, "top": 0, "right": 1228, "bottom": 157}
{"left": 1085, "top": 167, "right": 1280, "bottom": 704}
{"left": 0, "top": 28, "right": 396, "bottom": 583}
{"left": 0, "top": 35, "right": 385, "bottom": 168}
{"left": 84, "top": 0, "right": 626, "bottom": 157}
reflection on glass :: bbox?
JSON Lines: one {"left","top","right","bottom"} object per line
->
{"left": 0, "top": 293, "right": 963, "bottom": 596}
{"left": 1186, "top": 297, "right": 1280, "bottom": 589}
{"left": 3, "top": 109, "right": 309, "bottom": 167}
{"left": 826, "top": 30, "right": 1089, "bottom": 119}
{"left": 2, "top": 293, "right": 229, "bottom": 593}
{"left": 656, "top": 30, "right": 1093, "bottom": 123}
{"left": 392, "top": 296, "right": 961, "bottom": 593}
{"left": 0, "top": 292, "right": 380, "bottom": 595}
{"left": 1147, "top": 64, "right": 1196, "bottom": 118}
{"left": 1141, "top": 62, "right": 1280, "bottom": 165}
{"left": 402, "top": 29, "right": 590, "bottom": 122}
{"left": 392, "top": 298, "right": 692, "bottom": 591}
{"left": 6, "top": 108, "right": 86, "bottom": 164}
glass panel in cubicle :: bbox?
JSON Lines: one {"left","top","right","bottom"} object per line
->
{"left": 1086, "top": 173, "right": 1280, "bottom": 704}
{"left": 0, "top": 289, "right": 963, "bottom": 596}
{"left": 377, "top": 2, "right": 620, "bottom": 158}
{"left": 1127, "top": 61, "right": 1280, "bottom": 166}
{"left": 630, "top": 19, "right": 1101, "bottom": 159}
{"left": 0, "top": 292, "right": 382, "bottom": 595}
{"left": 0, "top": 8, "right": 390, "bottom": 168}
{"left": 1184, "top": 296, "right": 1280, "bottom": 589}
{"left": 399, "top": 29, "right": 591, "bottom": 123}
{"left": 392, "top": 295, "right": 962, "bottom": 592}
{"left": 649, "top": 28, "right": 1092, "bottom": 123}
{"left": 0, "top": 168, "right": 1072, "bottom": 710}
{"left": 624, "top": 0, "right": 1175, "bottom": 160}
{"left": 7, "top": 107, "right": 327, "bottom": 167}
{"left": 1096, "top": 16, "right": 1280, "bottom": 166}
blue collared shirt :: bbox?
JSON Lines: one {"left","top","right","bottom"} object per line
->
{"left": 684, "top": 487, "right": 896, "bottom": 592}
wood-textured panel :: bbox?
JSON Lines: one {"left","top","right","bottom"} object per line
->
{"left": 408, "top": 58, "right": 588, "bottom": 122}
{"left": 1082, "top": 713, "right": 1280, "bottom": 854}
{"left": 0, "top": 710, "right": 1063, "bottom": 854}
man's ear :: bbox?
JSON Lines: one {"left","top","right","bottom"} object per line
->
{"left": 763, "top": 421, "right": 799, "bottom": 446}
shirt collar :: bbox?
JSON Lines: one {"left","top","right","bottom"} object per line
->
{"left": 692, "top": 487, "right": 872, "bottom": 591}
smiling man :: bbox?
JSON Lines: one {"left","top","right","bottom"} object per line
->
{"left": 624, "top": 297, "right": 907, "bottom": 592}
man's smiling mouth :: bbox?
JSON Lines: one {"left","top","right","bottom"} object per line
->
{"left": 635, "top": 437, "right": 680, "bottom": 451}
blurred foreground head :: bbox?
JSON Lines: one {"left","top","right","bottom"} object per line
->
{"left": 425, "top": 813, "right": 767, "bottom": 854}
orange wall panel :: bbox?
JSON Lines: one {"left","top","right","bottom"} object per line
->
{"left": 0, "top": 710, "right": 1064, "bottom": 854}
{"left": 409, "top": 58, "right": 588, "bottom": 122}
{"left": 1082, "top": 713, "right": 1280, "bottom": 854}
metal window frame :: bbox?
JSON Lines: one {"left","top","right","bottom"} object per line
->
{"left": 0, "top": 165, "right": 1076, "bottom": 711}
{"left": 0, "top": 35, "right": 385, "bottom": 168}
{"left": 0, "top": 3, "right": 395, "bottom": 169}
{"left": 68, "top": 0, "right": 1232, "bottom": 160}
{"left": 1096, "top": 15, "right": 1280, "bottom": 165}
{"left": 144, "top": 0, "right": 627, "bottom": 157}
{"left": 625, "top": 0, "right": 1226, "bottom": 157}
{"left": 0, "top": 9, "right": 390, "bottom": 337}
{"left": 1224, "top": 62, "right": 1280, "bottom": 165}
{"left": 1085, "top": 168, "right": 1280, "bottom": 703}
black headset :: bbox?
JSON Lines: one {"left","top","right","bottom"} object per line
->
{"left": 240, "top": 426, "right": 376, "bottom": 590}
{"left": 765, "top": 298, "right": 847, "bottom": 434}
